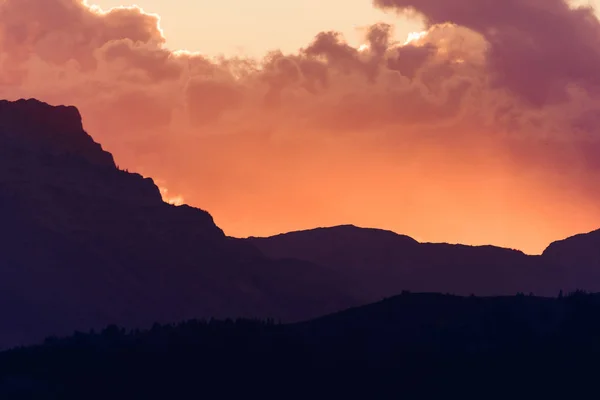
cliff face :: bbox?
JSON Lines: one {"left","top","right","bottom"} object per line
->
{"left": 0, "top": 99, "right": 221, "bottom": 241}
{"left": 0, "top": 99, "right": 359, "bottom": 349}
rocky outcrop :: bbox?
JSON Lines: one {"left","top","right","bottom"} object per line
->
{"left": 0, "top": 99, "right": 360, "bottom": 349}
{"left": 0, "top": 99, "right": 115, "bottom": 168}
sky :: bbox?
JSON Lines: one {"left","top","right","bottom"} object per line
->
{"left": 90, "top": 0, "right": 424, "bottom": 57}
{"left": 2, "top": 0, "right": 600, "bottom": 254}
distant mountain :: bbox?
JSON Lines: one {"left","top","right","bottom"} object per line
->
{"left": 247, "top": 224, "right": 598, "bottom": 297}
{"left": 0, "top": 99, "right": 360, "bottom": 349}
{"left": 543, "top": 228, "right": 600, "bottom": 266}
{"left": 542, "top": 228, "right": 600, "bottom": 289}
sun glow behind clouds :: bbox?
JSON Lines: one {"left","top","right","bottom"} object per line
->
{"left": 359, "top": 30, "right": 428, "bottom": 52}
{"left": 157, "top": 182, "right": 184, "bottom": 206}
{"left": 404, "top": 31, "right": 428, "bottom": 45}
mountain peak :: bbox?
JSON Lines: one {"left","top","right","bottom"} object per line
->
{"left": 249, "top": 224, "right": 419, "bottom": 244}
{"left": 542, "top": 228, "right": 600, "bottom": 270}
{"left": 0, "top": 98, "right": 115, "bottom": 169}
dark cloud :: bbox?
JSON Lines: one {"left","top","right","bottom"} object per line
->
{"left": 387, "top": 43, "right": 436, "bottom": 79}
{"left": 374, "top": 0, "right": 600, "bottom": 104}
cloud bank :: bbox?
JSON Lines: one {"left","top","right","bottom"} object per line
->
{"left": 1, "top": 0, "right": 600, "bottom": 253}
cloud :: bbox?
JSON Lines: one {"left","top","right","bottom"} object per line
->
{"left": 374, "top": 0, "right": 600, "bottom": 105}
{"left": 1, "top": 0, "right": 600, "bottom": 253}
{"left": 0, "top": 0, "right": 165, "bottom": 73}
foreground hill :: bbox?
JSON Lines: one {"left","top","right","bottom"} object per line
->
{"left": 0, "top": 99, "right": 361, "bottom": 349}
{"left": 1, "top": 292, "right": 598, "bottom": 398}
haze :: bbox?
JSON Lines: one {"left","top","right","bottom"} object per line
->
{"left": 2, "top": 0, "right": 600, "bottom": 254}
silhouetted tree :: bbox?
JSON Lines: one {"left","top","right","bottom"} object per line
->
{"left": 4, "top": 293, "right": 600, "bottom": 398}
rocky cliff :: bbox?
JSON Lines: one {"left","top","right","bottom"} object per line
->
{"left": 0, "top": 99, "right": 359, "bottom": 349}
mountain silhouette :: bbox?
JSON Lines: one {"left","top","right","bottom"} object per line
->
{"left": 542, "top": 228, "right": 600, "bottom": 289}
{"left": 2, "top": 98, "right": 600, "bottom": 350}
{"left": 247, "top": 224, "right": 600, "bottom": 297}
{"left": 543, "top": 228, "right": 600, "bottom": 265}
{"left": 0, "top": 99, "right": 360, "bottom": 349}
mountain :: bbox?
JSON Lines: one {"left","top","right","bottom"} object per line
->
{"left": 247, "top": 224, "right": 600, "bottom": 297}
{"left": 541, "top": 228, "right": 600, "bottom": 290}
{"left": 0, "top": 99, "right": 361, "bottom": 349}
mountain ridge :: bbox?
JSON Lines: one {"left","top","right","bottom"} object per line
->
{"left": 246, "top": 224, "right": 563, "bottom": 299}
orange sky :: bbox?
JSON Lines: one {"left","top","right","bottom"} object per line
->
{"left": 3, "top": 0, "right": 600, "bottom": 254}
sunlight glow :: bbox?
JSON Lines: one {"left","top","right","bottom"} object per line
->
{"left": 404, "top": 31, "right": 428, "bottom": 45}
{"left": 158, "top": 184, "right": 185, "bottom": 206}
{"left": 84, "top": 1, "right": 166, "bottom": 40}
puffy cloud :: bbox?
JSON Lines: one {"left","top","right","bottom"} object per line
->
{"left": 99, "top": 39, "right": 183, "bottom": 82}
{"left": 1, "top": 0, "right": 600, "bottom": 253}
{"left": 374, "top": 0, "right": 600, "bottom": 105}
{"left": 0, "top": 0, "right": 164, "bottom": 72}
